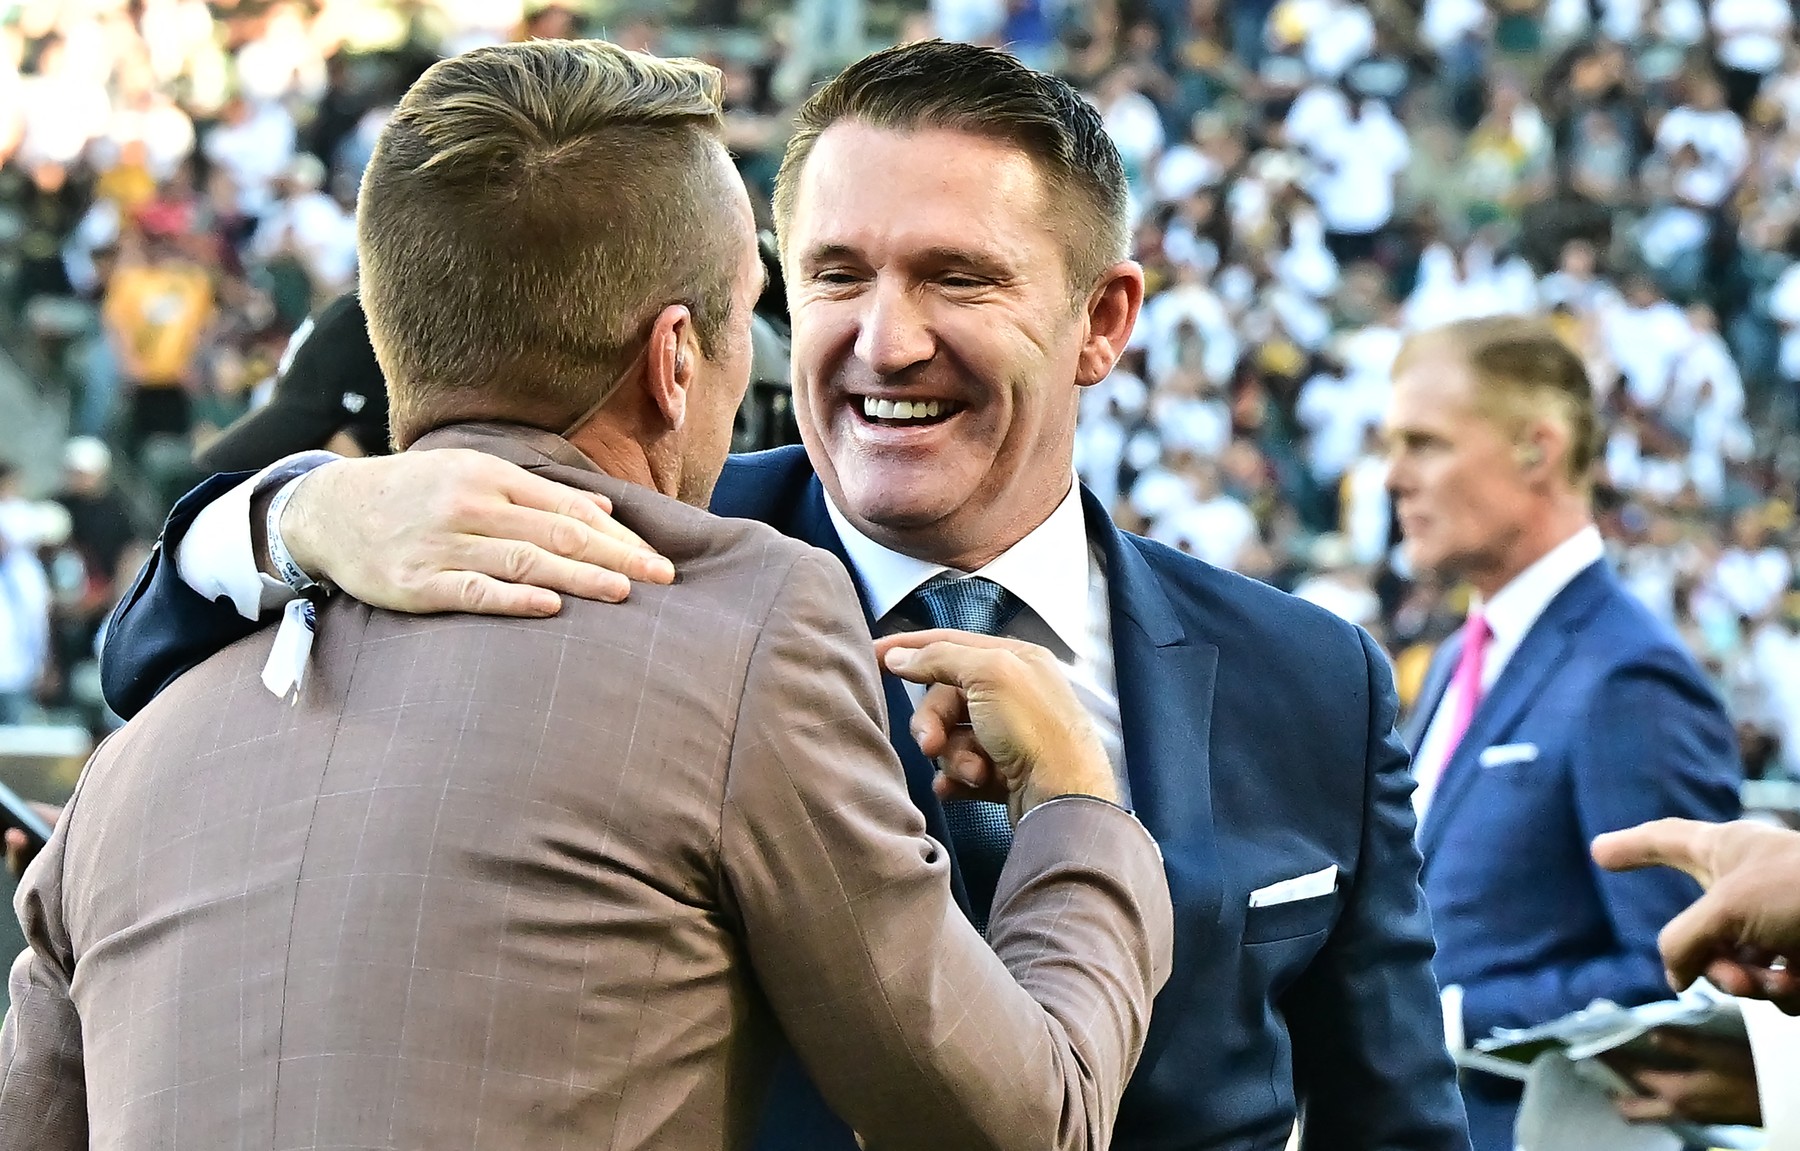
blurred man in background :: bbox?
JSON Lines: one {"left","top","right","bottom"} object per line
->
{"left": 1387, "top": 316, "right": 1742, "bottom": 1151}
{"left": 100, "top": 222, "right": 213, "bottom": 462}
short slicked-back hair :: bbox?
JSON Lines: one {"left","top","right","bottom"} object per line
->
{"left": 1395, "top": 315, "right": 1603, "bottom": 483}
{"left": 771, "top": 40, "right": 1131, "bottom": 292}
{"left": 359, "top": 39, "right": 740, "bottom": 447}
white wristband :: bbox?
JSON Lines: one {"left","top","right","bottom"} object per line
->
{"left": 265, "top": 475, "right": 330, "bottom": 595}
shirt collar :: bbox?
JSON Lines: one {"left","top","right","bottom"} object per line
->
{"left": 1475, "top": 524, "right": 1606, "bottom": 649}
{"left": 823, "top": 483, "right": 1094, "bottom": 656}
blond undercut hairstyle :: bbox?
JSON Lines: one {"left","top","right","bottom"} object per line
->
{"left": 771, "top": 40, "right": 1131, "bottom": 295}
{"left": 1394, "top": 315, "right": 1603, "bottom": 485}
{"left": 357, "top": 39, "right": 739, "bottom": 447}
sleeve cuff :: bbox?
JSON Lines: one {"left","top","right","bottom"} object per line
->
{"left": 1016, "top": 794, "right": 1164, "bottom": 863}
{"left": 175, "top": 451, "right": 339, "bottom": 621}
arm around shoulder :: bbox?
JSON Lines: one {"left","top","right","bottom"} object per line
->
{"left": 100, "top": 466, "right": 300, "bottom": 718}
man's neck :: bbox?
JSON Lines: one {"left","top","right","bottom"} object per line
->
{"left": 828, "top": 482, "right": 1075, "bottom": 575}
{"left": 566, "top": 421, "right": 663, "bottom": 497}
{"left": 886, "top": 503, "right": 1067, "bottom": 573}
{"left": 1469, "top": 506, "right": 1596, "bottom": 601}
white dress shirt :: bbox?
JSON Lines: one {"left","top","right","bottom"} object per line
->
{"left": 825, "top": 483, "right": 1130, "bottom": 800}
{"left": 1412, "top": 525, "right": 1607, "bottom": 820}
{"left": 175, "top": 452, "right": 338, "bottom": 621}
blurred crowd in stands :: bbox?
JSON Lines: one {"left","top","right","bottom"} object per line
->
{"left": 1, "top": 0, "right": 1798, "bottom": 780}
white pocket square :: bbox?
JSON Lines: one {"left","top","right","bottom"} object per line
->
{"left": 1478, "top": 742, "right": 1539, "bottom": 769}
{"left": 1248, "top": 865, "right": 1339, "bottom": 908}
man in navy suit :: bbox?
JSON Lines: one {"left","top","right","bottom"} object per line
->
{"left": 1385, "top": 316, "right": 1741, "bottom": 1151}
{"left": 96, "top": 42, "right": 1469, "bottom": 1151}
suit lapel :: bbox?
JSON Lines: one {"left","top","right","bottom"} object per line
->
{"left": 793, "top": 481, "right": 973, "bottom": 915}
{"left": 1418, "top": 564, "right": 1612, "bottom": 866}
{"left": 1084, "top": 491, "right": 1224, "bottom": 1029}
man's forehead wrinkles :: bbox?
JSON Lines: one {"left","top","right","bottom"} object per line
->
{"left": 800, "top": 205, "right": 1049, "bottom": 265}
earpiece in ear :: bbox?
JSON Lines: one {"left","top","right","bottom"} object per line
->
{"left": 1519, "top": 446, "right": 1543, "bottom": 467}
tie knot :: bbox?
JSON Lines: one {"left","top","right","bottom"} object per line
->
{"left": 903, "top": 574, "right": 1023, "bottom": 636}
{"left": 1464, "top": 609, "right": 1493, "bottom": 652}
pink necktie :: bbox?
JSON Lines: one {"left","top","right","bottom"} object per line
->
{"left": 1434, "top": 610, "right": 1493, "bottom": 783}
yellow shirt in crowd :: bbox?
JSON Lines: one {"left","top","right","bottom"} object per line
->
{"left": 103, "top": 261, "right": 215, "bottom": 388}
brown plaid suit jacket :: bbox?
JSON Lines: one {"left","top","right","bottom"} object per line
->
{"left": 0, "top": 423, "right": 1172, "bottom": 1151}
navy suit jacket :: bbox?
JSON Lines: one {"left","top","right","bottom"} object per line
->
{"left": 1403, "top": 561, "right": 1740, "bottom": 1149}
{"left": 103, "top": 446, "right": 1470, "bottom": 1151}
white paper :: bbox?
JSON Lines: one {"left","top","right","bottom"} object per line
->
{"left": 1474, "top": 981, "right": 1746, "bottom": 1068}
{"left": 1471, "top": 986, "right": 1766, "bottom": 1151}
{"left": 1514, "top": 1052, "right": 1682, "bottom": 1151}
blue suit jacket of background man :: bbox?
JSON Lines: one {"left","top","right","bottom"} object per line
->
{"left": 1404, "top": 559, "right": 1740, "bottom": 1151}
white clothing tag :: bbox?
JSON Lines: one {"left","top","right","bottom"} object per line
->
{"left": 261, "top": 598, "right": 315, "bottom": 702}
{"left": 1248, "top": 864, "right": 1339, "bottom": 908}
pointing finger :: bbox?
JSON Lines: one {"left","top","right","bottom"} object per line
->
{"left": 877, "top": 628, "right": 1036, "bottom": 659}
{"left": 1593, "top": 819, "right": 1719, "bottom": 886}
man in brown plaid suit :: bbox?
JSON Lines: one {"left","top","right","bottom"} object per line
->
{"left": 0, "top": 40, "right": 1172, "bottom": 1151}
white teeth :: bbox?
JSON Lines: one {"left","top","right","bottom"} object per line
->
{"left": 861, "top": 397, "right": 950, "bottom": 422}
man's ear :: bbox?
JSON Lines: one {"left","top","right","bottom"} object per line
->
{"left": 1518, "top": 417, "right": 1568, "bottom": 481}
{"left": 645, "top": 304, "right": 699, "bottom": 430}
{"left": 1076, "top": 260, "right": 1145, "bottom": 388}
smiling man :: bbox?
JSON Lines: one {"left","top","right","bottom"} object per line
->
{"left": 99, "top": 41, "right": 1469, "bottom": 1151}
{"left": 1386, "top": 316, "right": 1741, "bottom": 1151}
{"left": 775, "top": 81, "right": 1133, "bottom": 575}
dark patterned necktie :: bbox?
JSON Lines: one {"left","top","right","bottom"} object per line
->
{"left": 899, "top": 573, "right": 1025, "bottom": 933}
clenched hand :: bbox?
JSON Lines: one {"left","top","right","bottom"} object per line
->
{"left": 876, "top": 630, "right": 1115, "bottom": 818}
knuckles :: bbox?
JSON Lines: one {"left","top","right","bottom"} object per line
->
{"left": 453, "top": 571, "right": 493, "bottom": 612}
{"left": 545, "top": 516, "right": 588, "bottom": 559}
{"left": 497, "top": 541, "right": 540, "bottom": 584}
